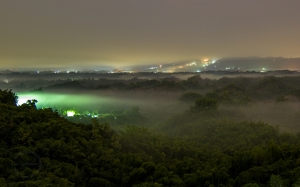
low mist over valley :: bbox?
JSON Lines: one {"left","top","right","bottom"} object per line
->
{"left": 2, "top": 71, "right": 300, "bottom": 186}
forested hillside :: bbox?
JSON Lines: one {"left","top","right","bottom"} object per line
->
{"left": 2, "top": 87, "right": 300, "bottom": 187}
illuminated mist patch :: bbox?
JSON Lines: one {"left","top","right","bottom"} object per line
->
{"left": 15, "top": 92, "right": 123, "bottom": 114}
{"left": 2, "top": 78, "right": 13, "bottom": 83}
{"left": 16, "top": 91, "right": 146, "bottom": 118}
{"left": 17, "top": 95, "right": 37, "bottom": 106}
{"left": 16, "top": 92, "right": 107, "bottom": 107}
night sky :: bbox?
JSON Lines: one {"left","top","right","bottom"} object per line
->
{"left": 1, "top": 0, "right": 300, "bottom": 69}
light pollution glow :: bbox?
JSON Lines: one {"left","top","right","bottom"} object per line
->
{"left": 16, "top": 92, "right": 148, "bottom": 115}
{"left": 1, "top": 0, "right": 300, "bottom": 69}
{"left": 17, "top": 92, "right": 111, "bottom": 108}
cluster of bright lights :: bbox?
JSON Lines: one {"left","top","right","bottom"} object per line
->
{"left": 142, "top": 58, "right": 218, "bottom": 72}
{"left": 186, "top": 61, "right": 197, "bottom": 67}
{"left": 148, "top": 66, "right": 158, "bottom": 70}
{"left": 201, "top": 59, "right": 217, "bottom": 68}
{"left": 147, "top": 64, "right": 164, "bottom": 70}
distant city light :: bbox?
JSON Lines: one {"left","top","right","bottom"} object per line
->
{"left": 186, "top": 61, "right": 197, "bottom": 67}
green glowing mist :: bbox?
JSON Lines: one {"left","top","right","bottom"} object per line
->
{"left": 16, "top": 92, "right": 112, "bottom": 110}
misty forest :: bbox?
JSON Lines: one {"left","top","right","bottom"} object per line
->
{"left": 3, "top": 74, "right": 300, "bottom": 187}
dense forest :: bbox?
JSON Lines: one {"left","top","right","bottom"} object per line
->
{"left": 2, "top": 75, "right": 300, "bottom": 186}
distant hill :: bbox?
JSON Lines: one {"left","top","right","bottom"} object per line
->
{"left": 128, "top": 57, "right": 300, "bottom": 72}
{"left": 207, "top": 57, "right": 300, "bottom": 71}
{"left": 46, "top": 80, "right": 85, "bottom": 90}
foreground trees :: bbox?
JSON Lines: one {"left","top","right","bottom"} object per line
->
{"left": 0, "top": 89, "right": 18, "bottom": 106}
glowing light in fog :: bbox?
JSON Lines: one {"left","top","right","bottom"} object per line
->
{"left": 67, "top": 110, "right": 75, "bottom": 117}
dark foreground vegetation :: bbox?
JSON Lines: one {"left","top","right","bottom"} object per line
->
{"left": 2, "top": 75, "right": 300, "bottom": 186}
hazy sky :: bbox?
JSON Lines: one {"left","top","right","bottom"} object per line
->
{"left": 1, "top": 0, "right": 300, "bottom": 69}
